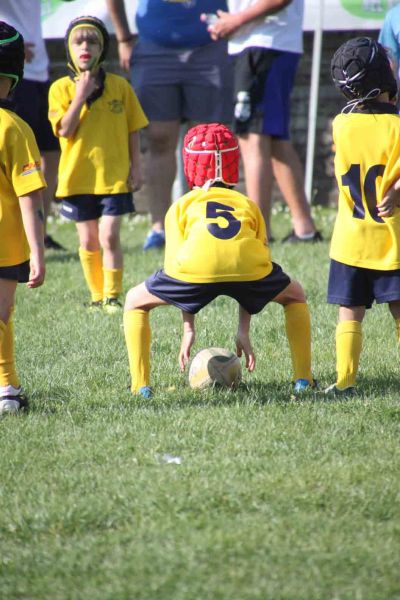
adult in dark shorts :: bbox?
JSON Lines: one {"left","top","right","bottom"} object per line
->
{"left": 206, "top": 0, "right": 322, "bottom": 243}
{"left": 106, "top": 0, "right": 234, "bottom": 250}
{"left": 123, "top": 124, "right": 315, "bottom": 398}
{"left": 0, "top": 0, "right": 64, "bottom": 250}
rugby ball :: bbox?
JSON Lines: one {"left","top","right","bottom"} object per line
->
{"left": 188, "top": 347, "right": 242, "bottom": 390}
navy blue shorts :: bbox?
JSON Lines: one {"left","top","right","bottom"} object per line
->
{"left": 327, "top": 259, "right": 400, "bottom": 309}
{"left": 11, "top": 79, "right": 59, "bottom": 153}
{"left": 0, "top": 261, "right": 30, "bottom": 283}
{"left": 145, "top": 263, "right": 291, "bottom": 314}
{"left": 60, "top": 193, "right": 135, "bottom": 222}
{"left": 233, "top": 48, "right": 300, "bottom": 139}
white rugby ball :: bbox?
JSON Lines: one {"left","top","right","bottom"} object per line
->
{"left": 188, "top": 347, "right": 242, "bottom": 390}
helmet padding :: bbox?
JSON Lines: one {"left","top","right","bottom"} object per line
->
{"left": 331, "top": 37, "right": 397, "bottom": 101}
{"left": 183, "top": 123, "right": 240, "bottom": 190}
{"left": 0, "top": 21, "right": 24, "bottom": 92}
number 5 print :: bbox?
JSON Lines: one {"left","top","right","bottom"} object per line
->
{"left": 206, "top": 201, "right": 241, "bottom": 239}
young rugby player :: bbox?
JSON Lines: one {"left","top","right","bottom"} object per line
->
{"left": 123, "top": 123, "right": 314, "bottom": 398}
{"left": 48, "top": 16, "right": 148, "bottom": 312}
{"left": 326, "top": 37, "right": 400, "bottom": 396}
{"left": 0, "top": 22, "right": 46, "bottom": 414}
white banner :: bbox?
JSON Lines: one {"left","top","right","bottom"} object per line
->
{"left": 303, "top": 0, "right": 400, "bottom": 31}
{"left": 41, "top": 0, "right": 400, "bottom": 38}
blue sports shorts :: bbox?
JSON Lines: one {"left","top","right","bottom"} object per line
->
{"left": 11, "top": 80, "right": 59, "bottom": 153}
{"left": 145, "top": 263, "right": 291, "bottom": 314}
{"left": 327, "top": 259, "right": 400, "bottom": 309}
{"left": 0, "top": 260, "right": 30, "bottom": 283}
{"left": 60, "top": 193, "right": 135, "bottom": 222}
{"left": 131, "top": 39, "right": 233, "bottom": 123}
{"left": 232, "top": 48, "right": 300, "bottom": 139}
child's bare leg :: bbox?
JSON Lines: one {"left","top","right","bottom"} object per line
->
{"left": 124, "top": 283, "right": 167, "bottom": 394}
{"left": 99, "top": 215, "right": 123, "bottom": 269}
{"left": 388, "top": 300, "right": 400, "bottom": 342}
{"left": 273, "top": 281, "right": 313, "bottom": 383}
{"left": 76, "top": 220, "right": 103, "bottom": 302}
{"left": 0, "top": 280, "right": 18, "bottom": 388}
{"left": 99, "top": 215, "right": 123, "bottom": 300}
{"left": 334, "top": 306, "right": 365, "bottom": 390}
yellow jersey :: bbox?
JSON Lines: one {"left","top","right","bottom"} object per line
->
{"left": 164, "top": 186, "right": 272, "bottom": 283}
{"left": 0, "top": 107, "right": 46, "bottom": 267}
{"left": 48, "top": 72, "right": 148, "bottom": 197}
{"left": 331, "top": 104, "right": 400, "bottom": 270}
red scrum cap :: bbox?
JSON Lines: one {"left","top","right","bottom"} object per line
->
{"left": 183, "top": 123, "right": 240, "bottom": 189}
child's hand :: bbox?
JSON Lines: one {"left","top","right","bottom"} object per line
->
{"left": 27, "top": 256, "right": 45, "bottom": 288}
{"left": 128, "top": 165, "right": 143, "bottom": 192}
{"left": 75, "top": 71, "right": 99, "bottom": 102}
{"left": 235, "top": 331, "right": 255, "bottom": 372}
{"left": 378, "top": 185, "right": 400, "bottom": 218}
{"left": 179, "top": 329, "right": 195, "bottom": 371}
{"left": 201, "top": 10, "right": 243, "bottom": 40}
{"left": 179, "top": 312, "right": 196, "bottom": 371}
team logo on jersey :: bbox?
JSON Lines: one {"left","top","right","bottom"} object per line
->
{"left": 108, "top": 99, "right": 124, "bottom": 113}
{"left": 21, "top": 161, "right": 42, "bottom": 176}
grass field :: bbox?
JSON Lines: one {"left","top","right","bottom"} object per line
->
{"left": 1, "top": 206, "right": 399, "bottom": 600}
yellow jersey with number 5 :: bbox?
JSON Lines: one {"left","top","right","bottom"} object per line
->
{"left": 164, "top": 186, "right": 272, "bottom": 283}
{"left": 330, "top": 105, "right": 400, "bottom": 270}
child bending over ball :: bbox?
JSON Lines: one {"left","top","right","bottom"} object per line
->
{"left": 48, "top": 16, "right": 148, "bottom": 313}
{"left": 326, "top": 37, "right": 400, "bottom": 396}
{"left": 123, "top": 123, "right": 315, "bottom": 398}
{"left": 0, "top": 22, "right": 46, "bottom": 414}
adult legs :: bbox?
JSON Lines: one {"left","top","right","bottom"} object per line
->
{"left": 238, "top": 132, "right": 274, "bottom": 236}
{"left": 144, "top": 120, "right": 181, "bottom": 233}
{"left": 271, "top": 139, "right": 317, "bottom": 237}
{"left": 41, "top": 149, "right": 60, "bottom": 231}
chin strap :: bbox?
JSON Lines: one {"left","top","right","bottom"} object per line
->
{"left": 342, "top": 87, "right": 381, "bottom": 113}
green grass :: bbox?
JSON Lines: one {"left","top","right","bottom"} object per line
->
{"left": 1, "top": 207, "right": 399, "bottom": 600}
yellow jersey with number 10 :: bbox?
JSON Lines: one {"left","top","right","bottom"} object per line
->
{"left": 330, "top": 106, "right": 400, "bottom": 271}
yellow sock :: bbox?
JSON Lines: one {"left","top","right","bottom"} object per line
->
{"left": 123, "top": 309, "right": 151, "bottom": 393}
{"left": 395, "top": 318, "right": 400, "bottom": 343}
{"left": 103, "top": 268, "right": 123, "bottom": 299}
{"left": 284, "top": 303, "right": 313, "bottom": 382}
{"left": 336, "top": 320, "right": 362, "bottom": 389}
{"left": 0, "top": 316, "right": 19, "bottom": 388}
{"left": 79, "top": 248, "right": 104, "bottom": 302}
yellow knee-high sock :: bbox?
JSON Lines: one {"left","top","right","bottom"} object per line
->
{"left": 123, "top": 309, "right": 151, "bottom": 393}
{"left": 284, "top": 303, "right": 313, "bottom": 382}
{"left": 0, "top": 316, "right": 19, "bottom": 388}
{"left": 79, "top": 248, "right": 104, "bottom": 302}
{"left": 103, "top": 268, "right": 123, "bottom": 299}
{"left": 395, "top": 318, "right": 400, "bottom": 343}
{"left": 336, "top": 320, "right": 362, "bottom": 389}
